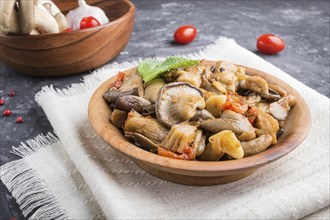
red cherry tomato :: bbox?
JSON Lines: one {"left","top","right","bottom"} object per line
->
{"left": 256, "top": 34, "right": 285, "bottom": 55}
{"left": 80, "top": 16, "right": 101, "bottom": 30}
{"left": 174, "top": 25, "right": 197, "bottom": 44}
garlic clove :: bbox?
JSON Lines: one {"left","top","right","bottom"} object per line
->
{"left": 65, "top": 0, "right": 109, "bottom": 31}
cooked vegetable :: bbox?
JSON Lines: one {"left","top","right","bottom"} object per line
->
{"left": 104, "top": 58, "right": 296, "bottom": 161}
{"left": 129, "top": 133, "right": 159, "bottom": 151}
{"left": 209, "top": 130, "right": 244, "bottom": 159}
{"left": 190, "top": 109, "right": 215, "bottom": 122}
{"left": 158, "top": 146, "right": 195, "bottom": 160}
{"left": 198, "top": 142, "right": 225, "bottom": 161}
{"left": 255, "top": 111, "right": 279, "bottom": 144}
{"left": 103, "top": 87, "right": 140, "bottom": 105}
{"left": 201, "top": 110, "right": 256, "bottom": 141}
{"left": 191, "top": 130, "right": 206, "bottom": 157}
{"left": 156, "top": 82, "right": 205, "bottom": 127}
{"left": 241, "top": 134, "right": 272, "bottom": 157}
{"left": 114, "top": 95, "right": 154, "bottom": 115}
{"left": 161, "top": 123, "right": 197, "bottom": 154}
{"left": 110, "top": 109, "right": 127, "bottom": 129}
{"left": 268, "top": 95, "right": 296, "bottom": 120}
{"left": 144, "top": 78, "right": 166, "bottom": 103}
{"left": 205, "top": 95, "right": 227, "bottom": 117}
{"left": 124, "top": 111, "right": 169, "bottom": 144}
{"left": 165, "top": 66, "right": 203, "bottom": 87}
{"left": 138, "top": 57, "right": 199, "bottom": 83}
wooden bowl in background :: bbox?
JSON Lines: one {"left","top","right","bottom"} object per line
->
{"left": 0, "top": 0, "right": 135, "bottom": 77}
{"left": 88, "top": 60, "right": 311, "bottom": 185}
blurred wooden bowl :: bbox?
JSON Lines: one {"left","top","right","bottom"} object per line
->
{"left": 0, "top": 0, "right": 135, "bottom": 77}
{"left": 88, "top": 60, "right": 311, "bottom": 185}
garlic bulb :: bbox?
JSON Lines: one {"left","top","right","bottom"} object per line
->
{"left": 66, "top": 0, "right": 109, "bottom": 31}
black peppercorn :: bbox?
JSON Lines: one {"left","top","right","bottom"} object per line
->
{"left": 210, "top": 66, "right": 216, "bottom": 73}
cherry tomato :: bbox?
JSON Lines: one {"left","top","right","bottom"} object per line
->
{"left": 174, "top": 25, "right": 197, "bottom": 44}
{"left": 80, "top": 16, "right": 101, "bottom": 30}
{"left": 256, "top": 34, "right": 285, "bottom": 55}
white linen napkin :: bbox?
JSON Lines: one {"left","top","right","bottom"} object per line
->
{"left": 1, "top": 37, "right": 329, "bottom": 219}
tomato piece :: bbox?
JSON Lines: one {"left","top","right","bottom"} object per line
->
{"left": 80, "top": 16, "right": 101, "bottom": 30}
{"left": 174, "top": 25, "right": 197, "bottom": 44}
{"left": 256, "top": 34, "right": 285, "bottom": 55}
{"left": 113, "top": 71, "right": 126, "bottom": 89}
{"left": 245, "top": 106, "right": 259, "bottom": 125}
{"left": 158, "top": 146, "right": 195, "bottom": 160}
{"left": 223, "top": 95, "right": 248, "bottom": 115}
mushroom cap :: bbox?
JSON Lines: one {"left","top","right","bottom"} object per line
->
{"left": 156, "top": 82, "right": 205, "bottom": 127}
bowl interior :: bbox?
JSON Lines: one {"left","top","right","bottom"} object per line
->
{"left": 88, "top": 60, "right": 311, "bottom": 178}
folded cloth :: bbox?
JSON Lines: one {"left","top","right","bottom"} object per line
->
{"left": 1, "top": 37, "right": 329, "bottom": 219}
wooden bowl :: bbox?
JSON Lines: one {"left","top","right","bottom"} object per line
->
{"left": 0, "top": 0, "right": 135, "bottom": 77}
{"left": 88, "top": 60, "right": 311, "bottom": 185}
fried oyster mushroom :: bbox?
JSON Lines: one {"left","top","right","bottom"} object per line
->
{"left": 124, "top": 111, "right": 169, "bottom": 145}
{"left": 156, "top": 82, "right": 205, "bottom": 127}
{"left": 161, "top": 122, "right": 197, "bottom": 154}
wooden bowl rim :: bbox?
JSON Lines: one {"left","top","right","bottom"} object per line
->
{"left": 88, "top": 60, "right": 311, "bottom": 174}
{"left": 0, "top": 0, "right": 135, "bottom": 39}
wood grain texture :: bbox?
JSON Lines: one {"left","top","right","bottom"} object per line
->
{"left": 0, "top": 0, "right": 135, "bottom": 77}
{"left": 88, "top": 60, "right": 311, "bottom": 185}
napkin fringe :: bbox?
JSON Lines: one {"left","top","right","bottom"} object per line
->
{"left": 0, "top": 159, "right": 69, "bottom": 219}
{"left": 11, "top": 132, "right": 59, "bottom": 157}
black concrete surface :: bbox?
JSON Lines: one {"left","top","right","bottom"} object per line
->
{"left": 0, "top": 0, "right": 329, "bottom": 219}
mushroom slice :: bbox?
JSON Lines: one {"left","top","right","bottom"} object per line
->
{"left": 211, "top": 61, "right": 239, "bottom": 93}
{"left": 156, "top": 82, "right": 205, "bottom": 127}
{"left": 198, "top": 142, "right": 225, "bottom": 161}
{"left": 128, "top": 132, "right": 159, "bottom": 151}
{"left": 104, "top": 87, "right": 140, "bottom": 105}
{"left": 239, "top": 76, "right": 269, "bottom": 95}
{"left": 115, "top": 95, "right": 154, "bottom": 115}
{"left": 215, "top": 61, "right": 238, "bottom": 74}
{"left": 120, "top": 70, "right": 144, "bottom": 97}
{"left": 110, "top": 109, "right": 127, "bottom": 129}
{"left": 268, "top": 94, "right": 296, "bottom": 120}
{"left": 241, "top": 134, "right": 272, "bottom": 157}
{"left": 191, "top": 130, "right": 206, "bottom": 157}
{"left": 161, "top": 123, "right": 197, "bottom": 154}
{"left": 190, "top": 109, "right": 215, "bottom": 122}
{"left": 144, "top": 78, "right": 166, "bottom": 103}
{"left": 268, "top": 83, "right": 287, "bottom": 97}
{"left": 165, "top": 65, "right": 203, "bottom": 87}
{"left": 201, "top": 110, "right": 255, "bottom": 140}
{"left": 262, "top": 88, "right": 281, "bottom": 101}
{"left": 255, "top": 111, "right": 279, "bottom": 144}
{"left": 124, "top": 111, "right": 169, "bottom": 144}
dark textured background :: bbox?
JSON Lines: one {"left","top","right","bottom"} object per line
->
{"left": 1, "top": 0, "right": 329, "bottom": 219}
